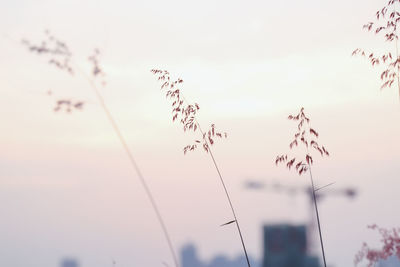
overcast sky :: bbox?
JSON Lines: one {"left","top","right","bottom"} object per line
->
{"left": 1, "top": 0, "right": 399, "bottom": 266}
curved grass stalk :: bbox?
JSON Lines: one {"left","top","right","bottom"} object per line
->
{"left": 151, "top": 70, "right": 251, "bottom": 267}
{"left": 22, "top": 34, "right": 179, "bottom": 267}
{"left": 80, "top": 70, "right": 180, "bottom": 267}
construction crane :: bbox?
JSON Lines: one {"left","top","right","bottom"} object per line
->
{"left": 244, "top": 179, "right": 357, "bottom": 254}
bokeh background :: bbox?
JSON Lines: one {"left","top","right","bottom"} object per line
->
{"left": 1, "top": 0, "right": 399, "bottom": 266}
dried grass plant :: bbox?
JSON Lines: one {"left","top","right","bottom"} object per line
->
{"left": 22, "top": 31, "right": 180, "bottom": 267}
{"left": 352, "top": 0, "right": 400, "bottom": 100}
{"left": 151, "top": 69, "right": 251, "bottom": 267}
{"left": 354, "top": 225, "right": 400, "bottom": 267}
{"left": 275, "top": 107, "right": 330, "bottom": 267}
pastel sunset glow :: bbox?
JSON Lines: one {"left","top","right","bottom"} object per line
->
{"left": 1, "top": 0, "right": 399, "bottom": 267}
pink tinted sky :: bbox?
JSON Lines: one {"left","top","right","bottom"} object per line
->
{"left": 0, "top": 0, "right": 400, "bottom": 266}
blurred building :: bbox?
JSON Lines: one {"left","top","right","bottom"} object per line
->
{"left": 378, "top": 256, "right": 400, "bottom": 267}
{"left": 61, "top": 258, "right": 79, "bottom": 267}
{"left": 181, "top": 223, "right": 320, "bottom": 267}
{"left": 181, "top": 243, "right": 260, "bottom": 267}
{"left": 263, "top": 224, "right": 320, "bottom": 267}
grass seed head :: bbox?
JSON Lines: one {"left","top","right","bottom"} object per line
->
{"left": 151, "top": 69, "right": 227, "bottom": 154}
{"left": 353, "top": 0, "right": 400, "bottom": 92}
{"left": 354, "top": 225, "right": 400, "bottom": 267}
{"left": 275, "top": 107, "right": 329, "bottom": 175}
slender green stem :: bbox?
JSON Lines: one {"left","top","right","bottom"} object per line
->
{"left": 307, "top": 164, "right": 327, "bottom": 267}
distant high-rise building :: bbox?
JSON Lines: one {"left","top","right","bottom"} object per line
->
{"left": 181, "top": 223, "right": 320, "bottom": 267}
{"left": 61, "top": 258, "right": 79, "bottom": 267}
{"left": 262, "top": 224, "right": 320, "bottom": 267}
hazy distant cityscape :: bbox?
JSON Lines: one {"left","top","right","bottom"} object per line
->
{"left": 2, "top": 0, "right": 400, "bottom": 266}
{"left": 58, "top": 223, "right": 400, "bottom": 267}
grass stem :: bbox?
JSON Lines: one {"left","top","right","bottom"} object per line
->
{"left": 81, "top": 70, "right": 180, "bottom": 267}
{"left": 308, "top": 164, "right": 327, "bottom": 267}
{"left": 193, "top": 119, "right": 251, "bottom": 267}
